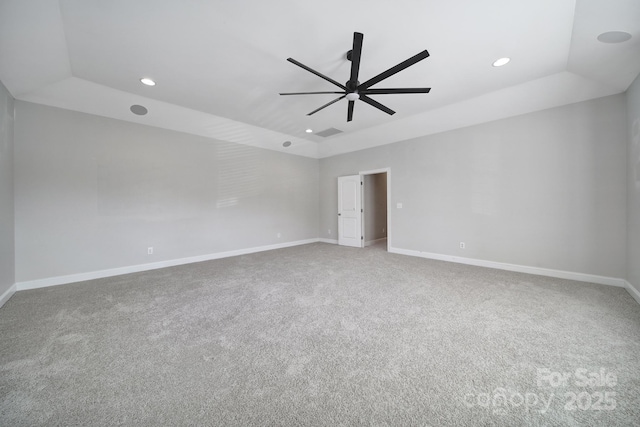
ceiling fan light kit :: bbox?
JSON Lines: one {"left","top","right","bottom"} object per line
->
{"left": 280, "top": 32, "right": 431, "bottom": 122}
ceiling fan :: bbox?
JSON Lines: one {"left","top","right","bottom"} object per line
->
{"left": 280, "top": 32, "right": 431, "bottom": 122}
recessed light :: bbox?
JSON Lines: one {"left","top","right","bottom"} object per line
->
{"left": 305, "top": 129, "right": 313, "bottom": 133}
{"left": 492, "top": 57, "right": 510, "bottom": 67}
{"left": 130, "top": 105, "right": 148, "bottom": 115}
{"left": 282, "top": 141, "right": 292, "bottom": 147}
{"left": 140, "top": 78, "right": 156, "bottom": 86}
{"left": 597, "top": 31, "right": 632, "bottom": 44}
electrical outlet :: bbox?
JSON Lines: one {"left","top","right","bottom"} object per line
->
{"left": 328, "top": 229, "right": 331, "bottom": 235}
{"left": 277, "top": 232, "right": 281, "bottom": 238}
{"left": 459, "top": 242, "right": 465, "bottom": 249}
{"left": 148, "top": 247, "right": 153, "bottom": 255}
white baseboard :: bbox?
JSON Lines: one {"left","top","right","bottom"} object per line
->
{"left": 12, "top": 240, "right": 639, "bottom": 308}
{"left": 624, "top": 280, "right": 640, "bottom": 305}
{"left": 0, "top": 284, "right": 17, "bottom": 308}
{"left": 16, "top": 238, "right": 320, "bottom": 291}
{"left": 318, "top": 238, "right": 338, "bottom": 244}
{"left": 364, "top": 238, "right": 387, "bottom": 247}
{"left": 388, "top": 247, "right": 626, "bottom": 288}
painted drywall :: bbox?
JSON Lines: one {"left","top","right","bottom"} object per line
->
{"left": 320, "top": 94, "right": 628, "bottom": 279}
{"left": 0, "top": 81, "right": 15, "bottom": 301}
{"left": 14, "top": 101, "right": 319, "bottom": 283}
{"left": 627, "top": 73, "right": 640, "bottom": 294}
{"left": 364, "top": 173, "right": 387, "bottom": 243}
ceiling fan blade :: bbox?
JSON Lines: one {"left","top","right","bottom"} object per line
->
{"left": 307, "top": 95, "right": 347, "bottom": 116}
{"left": 280, "top": 91, "right": 345, "bottom": 95}
{"left": 347, "top": 100, "right": 355, "bottom": 122}
{"left": 287, "top": 58, "right": 347, "bottom": 90}
{"left": 360, "top": 88, "right": 431, "bottom": 95}
{"left": 358, "top": 50, "right": 430, "bottom": 90}
{"left": 359, "top": 95, "right": 395, "bottom": 115}
{"left": 349, "top": 32, "right": 364, "bottom": 86}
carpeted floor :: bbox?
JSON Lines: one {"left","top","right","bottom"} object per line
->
{"left": 1, "top": 242, "right": 639, "bottom": 426}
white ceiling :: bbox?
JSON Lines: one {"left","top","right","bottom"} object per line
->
{"left": 1, "top": 0, "right": 639, "bottom": 158}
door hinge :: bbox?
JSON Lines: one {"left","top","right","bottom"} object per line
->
{"left": 361, "top": 236, "right": 364, "bottom": 240}
{"left": 361, "top": 209, "right": 363, "bottom": 213}
{"left": 361, "top": 181, "right": 363, "bottom": 185}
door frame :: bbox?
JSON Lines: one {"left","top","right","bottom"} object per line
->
{"left": 359, "top": 168, "right": 391, "bottom": 250}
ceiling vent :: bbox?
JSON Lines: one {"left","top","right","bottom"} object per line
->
{"left": 315, "top": 127, "right": 343, "bottom": 138}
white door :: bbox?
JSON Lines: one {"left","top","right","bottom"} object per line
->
{"left": 338, "top": 175, "right": 362, "bottom": 247}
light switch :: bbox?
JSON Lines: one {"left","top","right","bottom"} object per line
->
{"left": 397, "top": 203, "right": 403, "bottom": 209}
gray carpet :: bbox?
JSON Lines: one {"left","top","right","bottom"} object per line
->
{"left": 1, "top": 242, "right": 639, "bottom": 426}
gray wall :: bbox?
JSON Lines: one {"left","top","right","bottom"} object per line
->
{"left": 320, "top": 94, "right": 628, "bottom": 278}
{"left": 14, "top": 101, "right": 319, "bottom": 283}
{"left": 363, "top": 173, "right": 387, "bottom": 243}
{"left": 628, "top": 74, "right": 640, "bottom": 293}
{"left": 0, "top": 82, "right": 15, "bottom": 297}
{"left": 7, "top": 89, "right": 636, "bottom": 286}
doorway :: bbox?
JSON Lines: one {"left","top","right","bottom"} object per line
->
{"left": 361, "top": 170, "right": 388, "bottom": 251}
{"left": 337, "top": 168, "right": 390, "bottom": 250}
